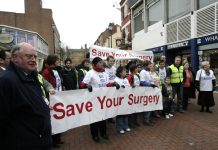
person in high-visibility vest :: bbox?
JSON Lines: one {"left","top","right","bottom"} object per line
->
{"left": 78, "top": 59, "right": 90, "bottom": 88}
{"left": 167, "top": 55, "right": 185, "bottom": 113}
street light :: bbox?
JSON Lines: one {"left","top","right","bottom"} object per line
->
{"left": 52, "top": 24, "right": 56, "bottom": 54}
{"left": 108, "top": 23, "right": 113, "bottom": 48}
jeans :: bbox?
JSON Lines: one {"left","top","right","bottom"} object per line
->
{"left": 144, "top": 111, "right": 151, "bottom": 123}
{"left": 116, "top": 115, "right": 129, "bottom": 131}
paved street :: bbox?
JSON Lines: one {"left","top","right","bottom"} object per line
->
{"left": 56, "top": 93, "right": 218, "bottom": 150}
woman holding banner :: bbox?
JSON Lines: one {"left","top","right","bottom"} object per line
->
{"left": 80, "top": 57, "right": 120, "bottom": 142}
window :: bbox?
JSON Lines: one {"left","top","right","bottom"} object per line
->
{"left": 148, "top": 0, "right": 162, "bottom": 26}
{"left": 133, "top": 3, "right": 144, "bottom": 33}
{"left": 198, "top": 0, "right": 218, "bottom": 9}
{"left": 167, "top": 0, "right": 190, "bottom": 22}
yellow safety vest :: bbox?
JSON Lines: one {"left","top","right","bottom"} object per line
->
{"left": 80, "top": 68, "right": 88, "bottom": 76}
{"left": 169, "top": 65, "right": 184, "bottom": 83}
{"left": 38, "top": 74, "right": 46, "bottom": 96}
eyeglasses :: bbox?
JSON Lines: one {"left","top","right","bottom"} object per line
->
{"left": 22, "top": 54, "right": 37, "bottom": 60}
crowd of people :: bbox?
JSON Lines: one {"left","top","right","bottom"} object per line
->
{"left": 0, "top": 42, "right": 216, "bottom": 150}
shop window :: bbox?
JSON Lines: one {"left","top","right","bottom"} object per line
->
{"left": 148, "top": 0, "right": 162, "bottom": 26}
{"left": 133, "top": 3, "right": 144, "bottom": 33}
{"left": 167, "top": 0, "right": 190, "bottom": 22}
{"left": 198, "top": 0, "right": 218, "bottom": 9}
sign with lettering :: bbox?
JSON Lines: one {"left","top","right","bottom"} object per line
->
{"left": 90, "top": 45, "right": 154, "bottom": 62}
{"left": 197, "top": 33, "right": 218, "bottom": 45}
{"left": 50, "top": 87, "right": 162, "bottom": 134}
{"left": 167, "top": 41, "right": 190, "bottom": 49}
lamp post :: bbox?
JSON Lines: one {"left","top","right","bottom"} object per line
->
{"left": 52, "top": 24, "right": 56, "bottom": 54}
{"left": 108, "top": 23, "right": 113, "bottom": 48}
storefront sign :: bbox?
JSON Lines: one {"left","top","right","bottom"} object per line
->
{"left": 148, "top": 46, "right": 164, "bottom": 53}
{"left": 0, "top": 33, "right": 13, "bottom": 44}
{"left": 167, "top": 41, "right": 190, "bottom": 49}
{"left": 197, "top": 33, "right": 218, "bottom": 45}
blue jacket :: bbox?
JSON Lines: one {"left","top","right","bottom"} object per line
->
{"left": 0, "top": 62, "right": 52, "bottom": 149}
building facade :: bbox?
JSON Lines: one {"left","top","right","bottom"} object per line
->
{"left": 0, "top": 0, "right": 60, "bottom": 55}
{"left": 129, "top": 0, "right": 218, "bottom": 82}
{"left": 120, "top": 0, "right": 132, "bottom": 50}
{"left": 0, "top": 25, "right": 48, "bottom": 70}
{"left": 94, "top": 23, "right": 122, "bottom": 49}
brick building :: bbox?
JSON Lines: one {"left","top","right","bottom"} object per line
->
{"left": 120, "top": 0, "right": 132, "bottom": 50}
{"left": 0, "top": 0, "right": 60, "bottom": 55}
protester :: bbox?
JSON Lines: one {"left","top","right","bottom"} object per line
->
{"left": 80, "top": 56, "right": 120, "bottom": 142}
{"left": 105, "top": 55, "right": 117, "bottom": 123}
{"left": 168, "top": 56, "right": 185, "bottom": 113}
{"left": 140, "top": 61, "right": 157, "bottom": 126}
{"left": 196, "top": 61, "right": 216, "bottom": 113}
{"left": 0, "top": 50, "right": 11, "bottom": 73}
{"left": 156, "top": 60, "right": 167, "bottom": 84}
{"left": 162, "top": 77, "right": 174, "bottom": 119}
{"left": 0, "top": 42, "right": 52, "bottom": 150}
{"left": 62, "top": 58, "right": 77, "bottom": 90}
{"left": 182, "top": 61, "right": 195, "bottom": 110}
{"left": 150, "top": 63, "right": 161, "bottom": 118}
{"left": 127, "top": 64, "right": 140, "bottom": 128}
{"left": 42, "top": 54, "right": 63, "bottom": 148}
{"left": 77, "top": 58, "right": 90, "bottom": 86}
{"left": 114, "top": 66, "right": 131, "bottom": 134}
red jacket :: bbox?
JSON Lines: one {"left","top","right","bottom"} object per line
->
{"left": 42, "top": 67, "right": 56, "bottom": 88}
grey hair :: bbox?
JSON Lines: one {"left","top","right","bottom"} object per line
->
{"left": 11, "top": 44, "right": 21, "bottom": 54}
{"left": 201, "top": 61, "right": 210, "bottom": 68}
{"left": 11, "top": 42, "right": 34, "bottom": 54}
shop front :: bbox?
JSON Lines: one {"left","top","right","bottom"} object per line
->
{"left": 165, "top": 40, "right": 191, "bottom": 66}
{"left": 197, "top": 33, "right": 218, "bottom": 84}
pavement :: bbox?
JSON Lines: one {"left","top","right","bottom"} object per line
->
{"left": 55, "top": 93, "right": 218, "bottom": 150}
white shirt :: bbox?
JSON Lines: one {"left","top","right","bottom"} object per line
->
{"left": 158, "top": 67, "right": 166, "bottom": 82}
{"left": 196, "top": 69, "right": 216, "bottom": 91}
{"left": 83, "top": 69, "right": 109, "bottom": 88}
{"left": 52, "top": 70, "right": 62, "bottom": 91}
{"left": 114, "top": 77, "right": 130, "bottom": 86}
{"left": 140, "top": 69, "right": 154, "bottom": 84}
{"left": 133, "top": 75, "right": 140, "bottom": 86}
{"left": 105, "top": 66, "right": 116, "bottom": 82}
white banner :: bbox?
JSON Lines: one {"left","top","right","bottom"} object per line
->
{"left": 90, "top": 45, "right": 154, "bottom": 62}
{"left": 50, "top": 87, "right": 162, "bottom": 134}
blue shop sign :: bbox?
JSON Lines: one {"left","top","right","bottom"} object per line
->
{"left": 197, "top": 33, "right": 218, "bottom": 46}
{"left": 147, "top": 46, "right": 164, "bottom": 53}
{"left": 167, "top": 40, "right": 190, "bottom": 50}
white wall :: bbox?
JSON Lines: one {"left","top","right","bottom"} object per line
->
{"left": 132, "top": 21, "right": 164, "bottom": 51}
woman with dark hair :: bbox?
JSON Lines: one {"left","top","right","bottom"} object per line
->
{"left": 114, "top": 66, "right": 131, "bottom": 134}
{"left": 42, "top": 54, "right": 63, "bottom": 148}
{"left": 126, "top": 64, "right": 140, "bottom": 128}
{"left": 182, "top": 61, "right": 195, "bottom": 110}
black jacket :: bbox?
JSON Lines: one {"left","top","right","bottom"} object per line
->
{"left": 62, "top": 68, "right": 77, "bottom": 90}
{"left": 0, "top": 62, "right": 52, "bottom": 149}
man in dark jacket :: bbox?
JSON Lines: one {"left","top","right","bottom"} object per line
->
{"left": 62, "top": 58, "right": 77, "bottom": 90}
{"left": 0, "top": 50, "right": 11, "bottom": 73}
{"left": 0, "top": 42, "right": 52, "bottom": 150}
